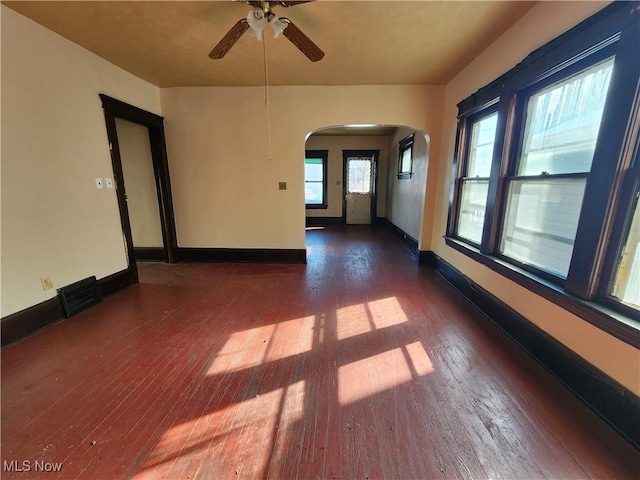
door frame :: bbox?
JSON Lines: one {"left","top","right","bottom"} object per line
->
{"left": 100, "top": 94, "right": 178, "bottom": 272}
{"left": 342, "top": 150, "right": 379, "bottom": 225}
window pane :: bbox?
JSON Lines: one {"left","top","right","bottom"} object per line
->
{"left": 305, "top": 182, "right": 323, "bottom": 204}
{"left": 348, "top": 159, "right": 372, "bottom": 194}
{"left": 468, "top": 113, "right": 498, "bottom": 177}
{"left": 519, "top": 58, "right": 614, "bottom": 175}
{"left": 611, "top": 192, "right": 640, "bottom": 309}
{"left": 305, "top": 162, "right": 323, "bottom": 182}
{"left": 500, "top": 178, "right": 586, "bottom": 278}
{"left": 457, "top": 180, "right": 489, "bottom": 244}
{"left": 400, "top": 148, "right": 412, "bottom": 173}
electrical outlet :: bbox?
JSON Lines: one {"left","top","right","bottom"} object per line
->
{"left": 95, "top": 178, "right": 104, "bottom": 189}
{"left": 41, "top": 277, "right": 53, "bottom": 291}
{"left": 279, "top": 182, "right": 287, "bottom": 190}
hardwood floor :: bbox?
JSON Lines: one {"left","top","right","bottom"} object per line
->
{"left": 2, "top": 225, "right": 638, "bottom": 479}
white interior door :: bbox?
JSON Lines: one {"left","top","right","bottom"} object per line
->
{"left": 346, "top": 156, "right": 373, "bottom": 224}
{"left": 115, "top": 118, "right": 163, "bottom": 249}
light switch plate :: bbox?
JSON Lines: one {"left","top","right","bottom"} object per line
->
{"left": 105, "top": 178, "right": 113, "bottom": 189}
{"left": 95, "top": 178, "right": 104, "bottom": 189}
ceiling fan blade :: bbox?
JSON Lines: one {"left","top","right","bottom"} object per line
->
{"left": 209, "top": 19, "right": 250, "bottom": 59}
{"left": 277, "top": 1, "right": 315, "bottom": 7}
{"left": 281, "top": 18, "right": 324, "bottom": 62}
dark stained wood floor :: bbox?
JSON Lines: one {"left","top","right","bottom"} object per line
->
{"left": 2, "top": 225, "right": 638, "bottom": 479}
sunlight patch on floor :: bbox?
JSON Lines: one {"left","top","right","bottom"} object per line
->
{"left": 135, "top": 387, "right": 285, "bottom": 479}
{"left": 368, "top": 296, "right": 409, "bottom": 329}
{"left": 207, "top": 316, "right": 315, "bottom": 376}
{"left": 405, "top": 341, "right": 435, "bottom": 376}
{"left": 338, "top": 344, "right": 431, "bottom": 406}
{"left": 336, "top": 303, "right": 371, "bottom": 340}
{"left": 337, "top": 296, "right": 409, "bottom": 340}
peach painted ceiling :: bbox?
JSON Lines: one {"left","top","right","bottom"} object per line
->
{"left": 3, "top": 1, "right": 536, "bottom": 88}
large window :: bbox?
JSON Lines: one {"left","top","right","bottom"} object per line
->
{"left": 500, "top": 58, "right": 614, "bottom": 278}
{"left": 455, "top": 112, "right": 498, "bottom": 245}
{"left": 305, "top": 150, "right": 328, "bottom": 208}
{"left": 446, "top": 3, "right": 640, "bottom": 344}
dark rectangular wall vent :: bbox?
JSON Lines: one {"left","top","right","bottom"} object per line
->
{"left": 57, "top": 276, "right": 102, "bottom": 318}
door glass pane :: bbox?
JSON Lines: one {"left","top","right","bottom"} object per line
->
{"left": 611, "top": 192, "right": 640, "bottom": 309}
{"left": 519, "top": 58, "right": 614, "bottom": 176}
{"left": 457, "top": 180, "right": 489, "bottom": 244}
{"left": 468, "top": 113, "right": 498, "bottom": 177}
{"left": 500, "top": 178, "right": 586, "bottom": 278}
{"left": 348, "top": 158, "right": 372, "bottom": 194}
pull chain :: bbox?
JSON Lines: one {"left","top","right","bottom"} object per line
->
{"left": 263, "top": 35, "right": 273, "bottom": 162}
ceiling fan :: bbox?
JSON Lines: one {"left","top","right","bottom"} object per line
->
{"left": 209, "top": 0, "right": 324, "bottom": 62}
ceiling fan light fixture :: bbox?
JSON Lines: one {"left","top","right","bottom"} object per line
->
{"left": 269, "top": 14, "right": 287, "bottom": 38}
{"left": 247, "top": 7, "right": 267, "bottom": 40}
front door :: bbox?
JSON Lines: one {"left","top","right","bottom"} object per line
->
{"left": 345, "top": 155, "right": 374, "bottom": 224}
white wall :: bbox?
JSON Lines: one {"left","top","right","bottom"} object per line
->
{"left": 432, "top": 1, "right": 639, "bottom": 394}
{"left": 1, "top": 6, "right": 161, "bottom": 316}
{"left": 305, "top": 135, "right": 390, "bottom": 219}
{"left": 160, "top": 85, "right": 444, "bottom": 250}
{"left": 386, "top": 128, "right": 429, "bottom": 243}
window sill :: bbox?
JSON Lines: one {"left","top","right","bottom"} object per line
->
{"left": 444, "top": 236, "right": 640, "bottom": 348}
{"left": 305, "top": 204, "right": 328, "bottom": 210}
{"left": 397, "top": 173, "right": 412, "bottom": 180}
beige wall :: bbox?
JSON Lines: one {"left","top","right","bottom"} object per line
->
{"left": 115, "top": 118, "right": 163, "bottom": 248}
{"left": 386, "top": 128, "right": 429, "bottom": 243}
{"left": 305, "top": 135, "right": 390, "bottom": 219}
{"left": 160, "top": 85, "right": 444, "bottom": 249}
{"left": 432, "top": 0, "right": 639, "bottom": 394}
{"left": 1, "top": 6, "right": 161, "bottom": 316}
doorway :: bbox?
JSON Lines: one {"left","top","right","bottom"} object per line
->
{"left": 100, "top": 94, "right": 177, "bottom": 275}
{"left": 342, "top": 150, "right": 379, "bottom": 225}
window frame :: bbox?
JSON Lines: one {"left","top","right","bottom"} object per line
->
{"left": 451, "top": 106, "right": 499, "bottom": 247}
{"left": 304, "top": 149, "right": 329, "bottom": 209}
{"left": 444, "top": 2, "right": 640, "bottom": 347}
{"left": 495, "top": 48, "right": 617, "bottom": 284}
{"left": 397, "top": 134, "right": 414, "bottom": 179}
{"left": 597, "top": 139, "right": 640, "bottom": 318}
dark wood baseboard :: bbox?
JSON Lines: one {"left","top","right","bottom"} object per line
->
{"left": 1, "top": 298, "right": 64, "bottom": 347}
{"left": 133, "top": 247, "right": 165, "bottom": 262}
{"left": 99, "top": 265, "right": 138, "bottom": 297}
{"left": 306, "top": 217, "right": 344, "bottom": 226}
{"left": 380, "top": 219, "right": 419, "bottom": 254}
{"left": 430, "top": 254, "right": 640, "bottom": 449}
{"left": 418, "top": 250, "right": 436, "bottom": 266}
{"left": 1, "top": 266, "right": 137, "bottom": 347}
{"left": 178, "top": 248, "right": 307, "bottom": 264}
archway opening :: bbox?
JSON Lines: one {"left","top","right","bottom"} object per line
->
{"left": 303, "top": 124, "right": 430, "bottom": 258}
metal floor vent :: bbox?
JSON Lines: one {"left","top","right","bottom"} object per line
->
{"left": 58, "top": 276, "right": 102, "bottom": 318}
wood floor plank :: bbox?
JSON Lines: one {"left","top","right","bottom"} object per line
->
{"left": 2, "top": 225, "right": 638, "bottom": 479}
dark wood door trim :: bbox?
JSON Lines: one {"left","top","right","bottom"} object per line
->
{"left": 99, "top": 94, "right": 178, "bottom": 265}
